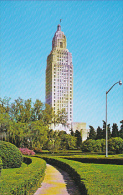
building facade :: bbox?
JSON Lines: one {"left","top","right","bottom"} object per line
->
{"left": 46, "top": 24, "right": 73, "bottom": 124}
{"left": 46, "top": 24, "right": 87, "bottom": 140}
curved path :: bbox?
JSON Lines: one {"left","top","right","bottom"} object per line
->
{"left": 34, "top": 164, "right": 81, "bottom": 195}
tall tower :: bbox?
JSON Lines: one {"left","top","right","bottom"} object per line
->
{"left": 46, "top": 24, "right": 73, "bottom": 125}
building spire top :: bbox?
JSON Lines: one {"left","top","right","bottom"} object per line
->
{"left": 57, "top": 24, "right": 61, "bottom": 31}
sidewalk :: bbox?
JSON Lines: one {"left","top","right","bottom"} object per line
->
{"left": 34, "top": 164, "right": 81, "bottom": 195}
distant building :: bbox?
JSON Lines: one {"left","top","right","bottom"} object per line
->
{"left": 72, "top": 122, "right": 88, "bottom": 142}
{"left": 46, "top": 24, "right": 87, "bottom": 141}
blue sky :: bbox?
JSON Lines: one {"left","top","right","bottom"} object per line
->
{"left": 0, "top": 1, "right": 123, "bottom": 130}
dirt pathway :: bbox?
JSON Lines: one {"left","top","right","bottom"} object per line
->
{"left": 34, "top": 164, "right": 81, "bottom": 195}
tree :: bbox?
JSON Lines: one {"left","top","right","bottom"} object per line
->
{"left": 96, "top": 126, "right": 103, "bottom": 139}
{"left": 30, "top": 120, "right": 48, "bottom": 149}
{"left": 81, "top": 139, "right": 95, "bottom": 152}
{"left": 10, "top": 97, "right": 25, "bottom": 123}
{"left": 70, "top": 129, "right": 75, "bottom": 136}
{"left": 32, "top": 99, "right": 43, "bottom": 121}
{"left": 119, "top": 120, "right": 123, "bottom": 139}
{"left": 102, "top": 120, "right": 111, "bottom": 139}
{"left": 42, "top": 104, "right": 54, "bottom": 126}
{"left": 75, "top": 130, "right": 82, "bottom": 148}
{"left": 108, "top": 137, "right": 123, "bottom": 154}
{"left": 102, "top": 120, "right": 106, "bottom": 139}
{"left": 56, "top": 108, "right": 67, "bottom": 126}
{"left": 0, "top": 98, "right": 11, "bottom": 140}
{"left": 107, "top": 124, "right": 111, "bottom": 139}
{"left": 88, "top": 126, "right": 96, "bottom": 140}
{"left": 23, "top": 99, "right": 32, "bottom": 123}
{"left": 112, "top": 123, "right": 119, "bottom": 137}
{"left": 64, "top": 134, "right": 76, "bottom": 149}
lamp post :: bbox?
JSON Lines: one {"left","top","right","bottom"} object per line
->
{"left": 106, "top": 80, "right": 122, "bottom": 157}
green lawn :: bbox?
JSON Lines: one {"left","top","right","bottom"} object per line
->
{"left": 37, "top": 150, "right": 123, "bottom": 159}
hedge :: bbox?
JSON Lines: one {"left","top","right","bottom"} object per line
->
{"left": 0, "top": 157, "right": 46, "bottom": 195}
{"left": 0, "top": 141, "right": 23, "bottom": 168}
{"left": 0, "top": 157, "right": 2, "bottom": 175}
{"left": 63, "top": 157, "right": 123, "bottom": 165}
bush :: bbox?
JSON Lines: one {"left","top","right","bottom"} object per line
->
{"left": 81, "top": 138, "right": 123, "bottom": 154}
{"left": 33, "top": 147, "right": 43, "bottom": 153}
{"left": 81, "top": 139, "right": 95, "bottom": 152}
{"left": 19, "top": 148, "right": 35, "bottom": 155}
{"left": 81, "top": 139, "right": 106, "bottom": 153}
{"left": 108, "top": 137, "right": 123, "bottom": 154}
{"left": 0, "top": 141, "right": 23, "bottom": 168}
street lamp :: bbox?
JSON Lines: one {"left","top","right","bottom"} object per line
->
{"left": 106, "top": 80, "right": 122, "bottom": 157}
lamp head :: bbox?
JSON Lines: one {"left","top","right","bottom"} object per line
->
{"left": 119, "top": 80, "right": 122, "bottom": 85}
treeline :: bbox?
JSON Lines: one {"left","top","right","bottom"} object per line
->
{"left": 88, "top": 121, "right": 123, "bottom": 140}
{"left": 81, "top": 138, "right": 123, "bottom": 154}
{"left": 0, "top": 97, "right": 81, "bottom": 151}
{"left": 81, "top": 121, "right": 123, "bottom": 154}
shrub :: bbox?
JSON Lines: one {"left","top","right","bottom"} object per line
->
{"left": 0, "top": 141, "right": 23, "bottom": 168}
{"left": 81, "top": 139, "right": 95, "bottom": 152}
{"left": 33, "top": 147, "right": 42, "bottom": 153}
{"left": 81, "top": 139, "right": 106, "bottom": 153}
{"left": 19, "top": 148, "right": 35, "bottom": 155}
{"left": 108, "top": 137, "right": 123, "bottom": 154}
{"left": 0, "top": 157, "right": 2, "bottom": 175}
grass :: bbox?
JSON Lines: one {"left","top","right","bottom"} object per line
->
{"left": 42, "top": 157, "right": 123, "bottom": 195}
{"left": 37, "top": 150, "right": 123, "bottom": 159}
{"left": 0, "top": 157, "right": 46, "bottom": 195}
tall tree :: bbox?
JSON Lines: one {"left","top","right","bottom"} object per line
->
{"left": 0, "top": 98, "right": 11, "bottom": 140}
{"left": 10, "top": 97, "right": 25, "bottom": 122}
{"left": 112, "top": 123, "right": 119, "bottom": 137}
{"left": 102, "top": 120, "right": 106, "bottom": 139}
{"left": 102, "top": 120, "right": 111, "bottom": 139}
{"left": 107, "top": 124, "right": 111, "bottom": 139}
{"left": 70, "top": 129, "right": 75, "bottom": 136}
{"left": 42, "top": 104, "right": 54, "bottom": 126}
{"left": 119, "top": 120, "right": 123, "bottom": 139}
{"left": 96, "top": 126, "right": 103, "bottom": 139}
{"left": 88, "top": 126, "right": 96, "bottom": 140}
{"left": 24, "top": 99, "right": 32, "bottom": 123}
{"left": 30, "top": 120, "right": 48, "bottom": 149}
{"left": 32, "top": 99, "right": 43, "bottom": 121}
{"left": 75, "top": 130, "right": 82, "bottom": 148}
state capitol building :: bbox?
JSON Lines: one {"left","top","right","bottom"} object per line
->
{"left": 46, "top": 24, "right": 87, "bottom": 140}
{"left": 46, "top": 24, "right": 73, "bottom": 124}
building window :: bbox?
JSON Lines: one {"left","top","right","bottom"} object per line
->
{"left": 60, "top": 42, "right": 63, "bottom": 48}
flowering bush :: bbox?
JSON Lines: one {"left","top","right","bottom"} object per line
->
{"left": 19, "top": 148, "right": 35, "bottom": 156}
